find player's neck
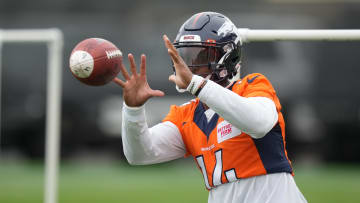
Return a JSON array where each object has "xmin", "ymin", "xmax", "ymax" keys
[{"xmin": 202, "ymin": 103, "xmax": 209, "ymax": 110}]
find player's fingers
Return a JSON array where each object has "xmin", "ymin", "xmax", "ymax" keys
[
  {"xmin": 163, "ymin": 35, "xmax": 177, "ymax": 53},
  {"xmin": 150, "ymin": 89, "xmax": 165, "ymax": 97},
  {"xmin": 163, "ymin": 35, "xmax": 185, "ymax": 67},
  {"xmin": 168, "ymin": 74, "xmax": 176, "ymax": 83},
  {"xmin": 128, "ymin": 53, "xmax": 138, "ymax": 77},
  {"xmin": 168, "ymin": 49, "xmax": 181, "ymax": 64},
  {"xmin": 112, "ymin": 77, "xmax": 126, "ymax": 88},
  {"xmin": 119, "ymin": 57, "xmax": 131, "ymax": 81},
  {"xmin": 140, "ymin": 54, "xmax": 146, "ymax": 76}
]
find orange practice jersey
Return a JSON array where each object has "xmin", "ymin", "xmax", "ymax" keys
[{"xmin": 163, "ymin": 73, "xmax": 292, "ymax": 190}]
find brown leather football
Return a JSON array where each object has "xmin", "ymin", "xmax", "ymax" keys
[{"xmin": 69, "ymin": 38, "xmax": 122, "ymax": 86}]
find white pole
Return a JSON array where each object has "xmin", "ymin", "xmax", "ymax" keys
[
  {"xmin": 238, "ymin": 29, "xmax": 360, "ymax": 43},
  {"xmin": 0, "ymin": 31, "xmax": 3, "ymax": 155},
  {"xmin": 44, "ymin": 29, "xmax": 63, "ymax": 203},
  {"xmin": 1, "ymin": 29, "xmax": 64, "ymax": 43},
  {"xmin": 0, "ymin": 29, "xmax": 63, "ymax": 203}
]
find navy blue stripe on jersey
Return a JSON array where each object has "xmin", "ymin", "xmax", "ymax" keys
[
  {"xmin": 193, "ymin": 102, "xmax": 219, "ymax": 140},
  {"xmin": 252, "ymin": 123, "xmax": 293, "ymax": 174}
]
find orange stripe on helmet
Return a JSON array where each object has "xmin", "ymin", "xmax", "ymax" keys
[{"xmin": 192, "ymin": 12, "xmax": 204, "ymax": 28}]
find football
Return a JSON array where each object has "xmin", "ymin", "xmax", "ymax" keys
[{"xmin": 69, "ymin": 38, "xmax": 122, "ymax": 86}]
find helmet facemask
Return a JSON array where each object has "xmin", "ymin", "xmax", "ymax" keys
[{"xmin": 174, "ymin": 40, "xmax": 241, "ymax": 84}]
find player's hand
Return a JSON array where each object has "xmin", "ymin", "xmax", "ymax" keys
[
  {"xmin": 163, "ymin": 35, "xmax": 193, "ymax": 89},
  {"xmin": 113, "ymin": 54, "xmax": 165, "ymax": 107}
]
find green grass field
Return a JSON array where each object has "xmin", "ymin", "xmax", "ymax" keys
[{"xmin": 1, "ymin": 160, "xmax": 360, "ymax": 203}]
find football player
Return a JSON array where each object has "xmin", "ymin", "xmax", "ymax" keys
[{"xmin": 114, "ymin": 11, "xmax": 307, "ymax": 203}]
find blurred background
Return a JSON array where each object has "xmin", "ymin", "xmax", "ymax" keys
[{"xmin": 1, "ymin": 0, "xmax": 360, "ymax": 202}]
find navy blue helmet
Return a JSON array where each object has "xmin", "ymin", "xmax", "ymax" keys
[{"xmin": 174, "ymin": 12, "xmax": 242, "ymax": 83}]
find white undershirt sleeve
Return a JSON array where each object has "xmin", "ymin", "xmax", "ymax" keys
[
  {"xmin": 197, "ymin": 78, "xmax": 278, "ymax": 139},
  {"xmin": 122, "ymin": 103, "xmax": 186, "ymax": 165}
]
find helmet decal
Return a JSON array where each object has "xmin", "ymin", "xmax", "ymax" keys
[
  {"xmin": 205, "ymin": 39, "xmax": 216, "ymax": 46},
  {"xmin": 180, "ymin": 35, "xmax": 202, "ymax": 42},
  {"xmin": 217, "ymin": 20, "xmax": 236, "ymax": 37}
]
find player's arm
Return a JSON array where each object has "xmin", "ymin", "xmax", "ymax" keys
[
  {"xmin": 113, "ymin": 54, "xmax": 185, "ymax": 165},
  {"xmin": 164, "ymin": 35, "xmax": 277, "ymax": 139},
  {"xmin": 196, "ymin": 77, "xmax": 277, "ymax": 138},
  {"xmin": 122, "ymin": 104, "xmax": 185, "ymax": 165}
]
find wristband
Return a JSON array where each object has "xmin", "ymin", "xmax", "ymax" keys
[
  {"xmin": 194, "ymin": 79, "xmax": 208, "ymax": 97},
  {"xmin": 186, "ymin": 75, "xmax": 205, "ymax": 95}
]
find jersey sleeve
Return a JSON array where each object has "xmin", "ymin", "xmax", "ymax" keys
[
  {"xmin": 235, "ymin": 73, "xmax": 281, "ymax": 112},
  {"xmin": 163, "ymin": 105, "xmax": 183, "ymax": 130}
]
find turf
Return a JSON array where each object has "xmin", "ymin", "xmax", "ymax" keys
[{"xmin": 1, "ymin": 160, "xmax": 360, "ymax": 203}]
